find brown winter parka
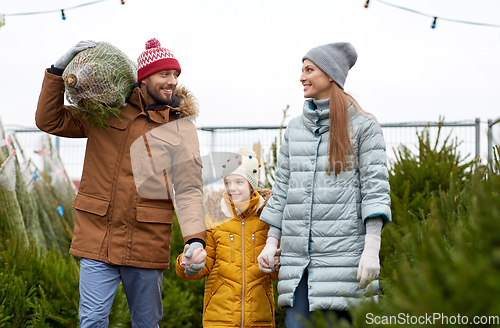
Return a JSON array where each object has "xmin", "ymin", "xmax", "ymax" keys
[{"xmin": 35, "ymin": 69, "xmax": 206, "ymax": 269}]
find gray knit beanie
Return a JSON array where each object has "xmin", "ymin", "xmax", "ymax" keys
[{"xmin": 302, "ymin": 42, "xmax": 357, "ymax": 90}]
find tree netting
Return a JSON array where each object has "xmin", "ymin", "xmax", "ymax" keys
[
  {"xmin": 16, "ymin": 159, "xmax": 47, "ymax": 253},
  {"xmin": 0, "ymin": 155, "xmax": 28, "ymax": 244},
  {"xmin": 62, "ymin": 41, "xmax": 137, "ymax": 129},
  {"xmin": 0, "ymin": 115, "xmax": 76, "ymax": 254},
  {"xmin": 31, "ymin": 135, "xmax": 76, "ymax": 252}
]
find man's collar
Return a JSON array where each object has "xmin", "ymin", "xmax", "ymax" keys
[{"xmin": 146, "ymin": 94, "xmax": 180, "ymax": 110}]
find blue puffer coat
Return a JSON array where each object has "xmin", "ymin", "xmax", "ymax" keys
[{"xmin": 260, "ymin": 99, "xmax": 391, "ymax": 311}]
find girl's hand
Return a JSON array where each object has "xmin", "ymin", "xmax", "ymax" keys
[
  {"xmin": 180, "ymin": 243, "xmax": 207, "ymax": 266},
  {"xmin": 274, "ymin": 249, "xmax": 281, "ymax": 271},
  {"xmin": 180, "ymin": 243, "xmax": 207, "ymax": 277}
]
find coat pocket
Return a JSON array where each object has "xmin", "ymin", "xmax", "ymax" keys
[
  {"xmin": 251, "ymin": 233, "xmax": 255, "ymax": 263},
  {"xmin": 230, "ymin": 234, "xmax": 235, "ymax": 263},
  {"xmin": 71, "ymin": 193, "xmax": 110, "ymax": 254},
  {"xmin": 130, "ymin": 204, "xmax": 174, "ymax": 263},
  {"xmin": 107, "ymin": 116, "xmax": 130, "ymax": 130},
  {"xmin": 136, "ymin": 202, "xmax": 174, "ymax": 223},
  {"xmin": 72, "ymin": 193, "xmax": 110, "ymax": 216},
  {"xmin": 248, "ymin": 276, "xmax": 275, "ymax": 324},
  {"xmin": 148, "ymin": 125, "xmax": 182, "ymax": 146},
  {"xmin": 204, "ymin": 277, "xmax": 235, "ymax": 324}
]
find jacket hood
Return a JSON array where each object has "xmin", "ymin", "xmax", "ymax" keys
[
  {"xmin": 172, "ymin": 85, "xmax": 199, "ymax": 120},
  {"xmin": 204, "ymin": 189, "xmax": 271, "ymax": 225}
]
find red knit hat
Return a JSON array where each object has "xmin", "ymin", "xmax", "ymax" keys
[{"xmin": 137, "ymin": 38, "xmax": 181, "ymax": 82}]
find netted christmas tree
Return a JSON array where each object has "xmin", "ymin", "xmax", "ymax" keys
[{"xmin": 62, "ymin": 42, "xmax": 137, "ymax": 129}]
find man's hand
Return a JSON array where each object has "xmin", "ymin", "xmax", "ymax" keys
[
  {"xmin": 258, "ymin": 237, "xmax": 279, "ymax": 273},
  {"xmin": 54, "ymin": 40, "xmax": 96, "ymax": 70},
  {"xmin": 184, "ymin": 261, "xmax": 205, "ymax": 277},
  {"xmin": 357, "ymin": 234, "xmax": 381, "ymax": 289},
  {"xmin": 181, "ymin": 242, "xmax": 206, "ymax": 277}
]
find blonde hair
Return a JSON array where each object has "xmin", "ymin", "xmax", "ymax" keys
[{"xmin": 326, "ymin": 82, "xmax": 363, "ymax": 176}]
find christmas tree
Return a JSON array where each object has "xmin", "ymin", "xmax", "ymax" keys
[{"xmin": 62, "ymin": 42, "xmax": 137, "ymax": 129}]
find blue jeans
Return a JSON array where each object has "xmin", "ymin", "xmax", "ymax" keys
[
  {"xmin": 284, "ymin": 270, "xmax": 351, "ymax": 328},
  {"xmin": 79, "ymin": 258, "xmax": 163, "ymax": 328}
]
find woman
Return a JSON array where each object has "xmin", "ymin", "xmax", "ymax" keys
[{"xmin": 257, "ymin": 42, "xmax": 391, "ymax": 327}]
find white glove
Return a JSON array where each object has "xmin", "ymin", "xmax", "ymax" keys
[
  {"xmin": 54, "ymin": 40, "xmax": 96, "ymax": 70},
  {"xmin": 182, "ymin": 242, "xmax": 207, "ymax": 277},
  {"xmin": 258, "ymin": 237, "xmax": 279, "ymax": 273},
  {"xmin": 357, "ymin": 234, "xmax": 381, "ymax": 289}
]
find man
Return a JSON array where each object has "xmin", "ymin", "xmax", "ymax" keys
[{"xmin": 35, "ymin": 38, "xmax": 207, "ymax": 327}]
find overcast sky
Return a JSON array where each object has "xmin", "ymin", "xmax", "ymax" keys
[{"xmin": 1, "ymin": 0, "xmax": 499, "ymax": 130}]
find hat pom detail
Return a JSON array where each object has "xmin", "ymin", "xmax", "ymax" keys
[
  {"xmin": 221, "ymin": 147, "xmax": 260, "ymax": 190},
  {"xmin": 237, "ymin": 147, "xmax": 257, "ymax": 158},
  {"xmin": 146, "ymin": 38, "xmax": 161, "ymax": 49}
]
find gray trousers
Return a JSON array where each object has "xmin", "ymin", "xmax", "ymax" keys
[{"xmin": 79, "ymin": 258, "xmax": 163, "ymax": 328}]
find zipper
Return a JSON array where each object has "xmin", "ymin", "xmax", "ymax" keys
[
  {"xmin": 241, "ymin": 218, "xmax": 245, "ymax": 328},
  {"xmin": 107, "ymin": 118, "xmax": 132, "ymax": 259},
  {"xmin": 251, "ymin": 234, "xmax": 255, "ymax": 263}
]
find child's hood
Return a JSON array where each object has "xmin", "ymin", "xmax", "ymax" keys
[{"xmin": 204, "ymin": 188, "xmax": 272, "ymax": 223}]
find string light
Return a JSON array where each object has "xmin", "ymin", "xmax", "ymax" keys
[
  {"xmin": 1, "ymin": 0, "xmax": 123, "ymax": 27},
  {"xmin": 364, "ymin": 0, "xmax": 500, "ymax": 29}
]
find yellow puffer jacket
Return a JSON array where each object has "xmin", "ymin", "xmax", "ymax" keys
[{"xmin": 176, "ymin": 189, "xmax": 278, "ymax": 328}]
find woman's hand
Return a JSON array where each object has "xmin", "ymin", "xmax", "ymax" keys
[
  {"xmin": 356, "ymin": 234, "xmax": 381, "ymax": 288},
  {"xmin": 258, "ymin": 237, "xmax": 279, "ymax": 273}
]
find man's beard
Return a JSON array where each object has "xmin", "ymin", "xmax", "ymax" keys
[{"xmin": 147, "ymin": 85, "xmax": 174, "ymax": 105}]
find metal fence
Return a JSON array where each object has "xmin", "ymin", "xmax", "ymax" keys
[
  {"xmin": 488, "ymin": 118, "xmax": 500, "ymax": 161},
  {"xmin": 4, "ymin": 118, "xmax": 494, "ymax": 182},
  {"xmin": 199, "ymin": 119, "xmax": 483, "ymax": 167}
]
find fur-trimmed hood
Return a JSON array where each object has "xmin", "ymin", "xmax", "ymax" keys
[
  {"xmin": 204, "ymin": 189, "xmax": 271, "ymax": 226},
  {"xmin": 171, "ymin": 85, "xmax": 199, "ymax": 120}
]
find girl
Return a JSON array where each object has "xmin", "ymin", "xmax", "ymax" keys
[
  {"xmin": 257, "ymin": 42, "xmax": 391, "ymax": 327},
  {"xmin": 176, "ymin": 148, "xmax": 279, "ymax": 328}
]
